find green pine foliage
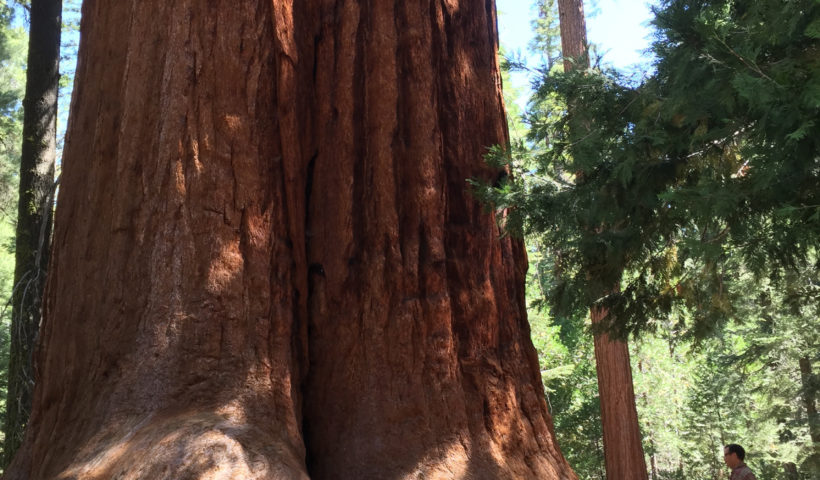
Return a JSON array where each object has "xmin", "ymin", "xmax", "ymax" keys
[
  {"xmin": 652, "ymin": 0, "xmax": 820, "ymax": 279},
  {"xmin": 526, "ymin": 246, "xmax": 606, "ymax": 480},
  {"xmin": 631, "ymin": 335, "xmax": 693, "ymax": 479},
  {"xmin": 530, "ymin": 0, "xmax": 562, "ymax": 71},
  {"xmin": 480, "ymin": 0, "xmax": 820, "ymax": 339},
  {"xmin": 499, "ymin": 46, "xmax": 529, "ymax": 144},
  {"xmin": 0, "ymin": 1, "xmax": 24, "ymax": 209},
  {"xmin": 677, "ymin": 326, "xmax": 811, "ymax": 479}
]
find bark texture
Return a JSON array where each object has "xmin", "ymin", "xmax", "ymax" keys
[
  {"xmin": 556, "ymin": 1, "xmax": 648, "ymax": 479},
  {"xmin": 591, "ymin": 306, "xmax": 648, "ymax": 480},
  {"xmin": 557, "ymin": 0, "xmax": 587, "ymax": 72},
  {"xmin": 3, "ymin": 0, "xmax": 60, "ymax": 466},
  {"xmin": 3, "ymin": 1, "xmax": 576, "ymax": 479}
]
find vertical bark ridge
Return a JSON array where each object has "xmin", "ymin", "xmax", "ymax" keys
[
  {"xmin": 303, "ymin": 1, "xmax": 573, "ymax": 478},
  {"xmin": 557, "ymin": 0, "xmax": 587, "ymax": 71},
  {"xmin": 436, "ymin": 1, "xmax": 568, "ymax": 475},
  {"xmin": 591, "ymin": 305, "xmax": 648, "ymax": 480},
  {"xmin": 7, "ymin": 1, "xmax": 310, "ymax": 478}
]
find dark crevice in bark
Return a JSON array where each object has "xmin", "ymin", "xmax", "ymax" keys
[
  {"xmin": 304, "ymin": 151, "xmax": 318, "ymax": 246},
  {"xmin": 485, "ymin": 0, "xmax": 498, "ymax": 52},
  {"xmin": 350, "ymin": 6, "xmax": 368, "ymax": 271},
  {"xmin": 312, "ymin": 33, "xmax": 321, "ymax": 84}
]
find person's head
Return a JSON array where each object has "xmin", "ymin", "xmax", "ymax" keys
[{"xmin": 723, "ymin": 444, "xmax": 746, "ymax": 468}]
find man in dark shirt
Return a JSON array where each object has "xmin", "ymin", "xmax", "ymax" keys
[{"xmin": 724, "ymin": 444, "xmax": 757, "ymax": 480}]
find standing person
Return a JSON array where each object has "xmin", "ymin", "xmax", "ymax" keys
[{"xmin": 724, "ymin": 444, "xmax": 757, "ymax": 480}]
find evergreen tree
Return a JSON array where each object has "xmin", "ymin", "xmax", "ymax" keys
[
  {"xmin": 486, "ymin": 0, "xmax": 819, "ymax": 477},
  {"xmin": 530, "ymin": 0, "xmax": 561, "ymax": 71},
  {"xmin": 526, "ymin": 245, "xmax": 605, "ymax": 479},
  {"xmin": 0, "ymin": 1, "xmax": 26, "ymax": 464},
  {"xmin": 0, "ymin": 1, "xmax": 24, "ymax": 211},
  {"xmin": 555, "ymin": 2, "xmax": 649, "ymax": 478},
  {"xmin": 3, "ymin": 0, "xmax": 60, "ymax": 466},
  {"xmin": 479, "ymin": 0, "xmax": 819, "ymax": 341}
]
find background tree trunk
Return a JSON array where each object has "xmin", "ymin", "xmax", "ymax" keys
[
  {"xmin": 2, "ymin": 0, "xmax": 60, "ymax": 467},
  {"xmin": 799, "ymin": 356, "xmax": 820, "ymax": 475},
  {"xmin": 556, "ymin": 1, "xmax": 648, "ymax": 479},
  {"xmin": 557, "ymin": 0, "xmax": 587, "ymax": 72},
  {"xmin": 592, "ymin": 305, "xmax": 649, "ymax": 480},
  {"xmin": 800, "ymin": 357, "xmax": 819, "ymax": 447},
  {"xmin": 2, "ymin": 1, "xmax": 576, "ymax": 478}
]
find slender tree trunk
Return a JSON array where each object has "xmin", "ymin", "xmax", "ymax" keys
[
  {"xmin": 556, "ymin": 1, "xmax": 648, "ymax": 479},
  {"xmin": 3, "ymin": 1, "xmax": 577, "ymax": 478},
  {"xmin": 800, "ymin": 357, "xmax": 819, "ymax": 446},
  {"xmin": 783, "ymin": 461, "xmax": 798, "ymax": 480},
  {"xmin": 557, "ymin": 0, "xmax": 587, "ymax": 72},
  {"xmin": 638, "ymin": 363, "xmax": 658, "ymax": 480},
  {"xmin": 595, "ymin": 437, "xmax": 605, "ymax": 480},
  {"xmin": 591, "ymin": 305, "xmax": 649, "ymax": 480},
  {"xmin": 800, "ymin": 356, "xmax": 820, "ymax": 475},
  {"xmin": 2, "ymin": 0, "xmax": 60, "ymax": 467}
]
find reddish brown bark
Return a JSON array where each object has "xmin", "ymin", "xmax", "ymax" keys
[
  {"xmin": 3, "ymin": 1, "xmax": 576, "ymax": 479},
  {"xmin": 591, "ymin": 307, "xmax": 648, "ymax": 480},
  {"xmin": 557, "ymin": 0, "xmax": 588, "ymax": 71},
  {"xmin": 590, "ymin": 306, "xmax": 648, "ymax": 480},
  {"xmin": 556, "ymin": 1, "xmax": 648, "ymax": 479}
]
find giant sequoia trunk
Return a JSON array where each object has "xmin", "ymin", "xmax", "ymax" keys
[
  {"xmin": 556, "ymin": 1, "xmax": 649, "ymax": 479},
  {"xmin": 3, "ymin": 1, "xmax": 576, "ymax": 479},
  {"xmin": 3, "ymin": 0, "xmax": 61, "ymax": 466}
]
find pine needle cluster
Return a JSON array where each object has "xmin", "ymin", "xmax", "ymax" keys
[{"xmin": 476, "ymin": 0, "xmax": 820, "ymax": 340}]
